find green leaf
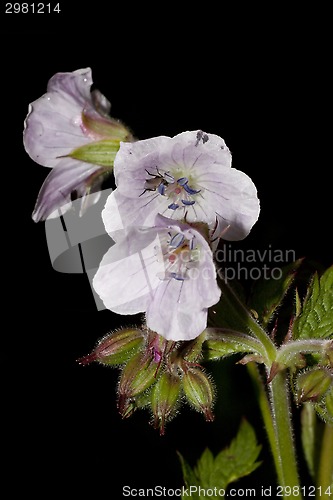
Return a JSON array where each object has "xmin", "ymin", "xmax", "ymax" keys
[
  {"xmin": 213, "ymin": 419, "xmax": 262, "ymax": 486},
  {"xmin": 293, "ymin": 266, "xmax": 333, "ymax": 340},
  {"xmin": 203, "ymin": 329, "xmax": 266, "ymax": 362},
  {"xmin": 178, "ymin": 420, "xmax": 261, "ymax": 496},
  {"xmin": 194, "ymin": 448, "xmax": 215, "ymax": 488},
  {"xmin": 177, "ymin": 452, "xmax": 200, "ymax": 500},
  {"xmin": 249, "ymin": 259, "xmax": 303, "ymax": 328}
]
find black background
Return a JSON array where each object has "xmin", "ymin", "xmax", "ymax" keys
[{"xmin": 3, "ymin": 5, "xmax": 332, "ymax": 497}]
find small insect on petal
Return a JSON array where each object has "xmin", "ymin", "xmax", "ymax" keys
[{"xmin": 163, "ymin": 172, "xmax": 176, "ymax": 184}]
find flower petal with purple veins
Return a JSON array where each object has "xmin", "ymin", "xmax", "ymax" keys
[
  {"xmin": 105, "ymin": 130, "xmax": 260, "ymax": 240},
  {"xmin": 93, "ymin": 215, "xmax": 221, "ymax": 341},
  {"xmin": 32, "ymin": 158, "xmax": 105, "ymax": 222}
]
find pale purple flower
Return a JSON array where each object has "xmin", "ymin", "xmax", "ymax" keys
[
  {"xmin": 24, "ymin": 68, "xmax": 132, "ymax": 221},
  {"xmin": 93, "ymin": 214, "xmax": 221, "ymax": 341},
  {"xmin": 103, "ymin": 130, "xmax": 260, "ymax": 241}
]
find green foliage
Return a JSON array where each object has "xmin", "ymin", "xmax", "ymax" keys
[
  {"xmin": 178, "ymin": 420, "xmax": 261, "ymax": 498},
  {"xmin": 293, "ymin": 266, "xmax": 333, "ymax": 340},
  {"xmin": 249, "ymin": 259, "xmax": 303, "ymax": 328}
]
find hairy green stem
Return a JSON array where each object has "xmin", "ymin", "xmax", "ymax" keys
[
  {"xmin": 269, "ymin": 371, "xmax": 301, "ymax": 498},
  {"xmin": 216, "ymin": 278, "xmax": 277, "ymax": 364},
  {"xmin": 277, "ymin": 339, "xmax": 331, "ymax": 366},
  {"xmin": 316, "ymin": 423, "xmax": 333, "ymax": 498},
  {"xmin": 247, "ymin": 363, "xmax": 282, "ymax": 479}
]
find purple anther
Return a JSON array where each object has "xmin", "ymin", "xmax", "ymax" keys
[
  {"xmin": 170, "ymin": 272, "xmax": 185, "ymax": 281},
  {"xmin": 158, "ymin": 183, "xmax": 166, "ymax": 195},
  {"xmin": 177, "ymin": 177, "xmax": 188, "ymax": 186},
  {"xmin": 169, "ymin": 232, "xmax": 185, "ymax": 248},
  {"xmin": 183, "ymin": 183, "xmax": 201, "ymax": 195}
]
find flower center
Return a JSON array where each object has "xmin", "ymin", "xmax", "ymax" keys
[
  {"xmin": 143, "ymin": 168, "xmax": 201, "ymax": 211},
  {"xmin": 156, "ymin": 230, "xmax": 201, "ymax": 281}
]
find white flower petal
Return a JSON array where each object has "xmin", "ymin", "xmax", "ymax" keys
[
  {"xmin": 168, "ymin": 130, "xmax": 232, "ymax": 168},
  {"xmin": 32, "ymin": 158, "xmax": 103, "ymax": 222},
  {"xmin": 23, "ymin": 68, "xmax": 101, "ymax": 167},
  {"xmin": 94, "ymin": 216, "xmax": 221, "ymax": 340},
  {"xmin": 146, "ymin": 222, "xmax": 221, "ymax": 340},
  {"xmin": 147, "ymin": 286, "xmax": 209, "ymax": 341},
  {"xmin": 93, "ymin": 227, "xmax": 166, "ymax": 314},
  {"xmin": 114, "ymin": 136, "xmax": 171, "ymax": 171},
  {"xmin": 197, "ymin": 166, "xmax": 260, "ymax": 240},
  {"xmin": 102, "ymin": 188, "xmax": 183, "ymax": 239}
]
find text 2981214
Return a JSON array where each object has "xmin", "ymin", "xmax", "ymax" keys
[{"xmin": 5, "ymin": 3, "xmax": 61, "ymax": 13}]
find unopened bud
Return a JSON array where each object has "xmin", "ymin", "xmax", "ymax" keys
[
  {"xmin": 147, "ymin": 330, "xmax": 172, "ymax": 364},
  {"xmin": 296, "ymin": 367, "xmax": 333, "ymax": 404},
  {"xmin": 151, "ymin": 372, "xmax": 181, "ymax": 435},
  {"xmin": 77, "ymin": 328, "xmax": 144, "ymax": 366},
  {"xmin": 176, "ymin": 331, "xmax": 206, "ymax": 363},
  {"xmin": 117, "ymin": 391, "xmax": 152, "ymax": 419},
  {"xmin": 182, "ymin": 367, "xmax": 215, "ymax": 421},
  {"xmin": 118, "ymin": 351, "xmax": 162, "ymax": 417}
]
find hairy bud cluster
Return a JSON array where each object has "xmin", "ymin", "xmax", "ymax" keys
[{"xmin": 78, "ymin": 328, "xmax": 218, "ymax": 434}]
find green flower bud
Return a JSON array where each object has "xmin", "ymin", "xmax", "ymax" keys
[
  {"xmin": 151, "ymin": 372, "xmax": 182, "ymax": 435},
  {"xmin": 314, "ymin": 386, "xmax": 333, "ymax": 424},
  {"xmin": 118, "ymin": 351, "xmax": 162, "ymax": 417},
  {"xmin": 77, "ymin": 328, "xmax": 144, "ymax": 366},
  {"xmin": 172, "ymin": 331, "xmax": 206, "ymax": 365},
  {"xmin": 182, "ymin": 367, "xmax": 215, "ymax": 422},
  {"xmin": 117, "ymin": 391, "xmax": 152, "ymax": 419},
  {"xmin": 296, "ymin": 367, "xmax": 333, "ymax": 404}
]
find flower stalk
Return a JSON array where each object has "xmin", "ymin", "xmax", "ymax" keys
[
  {"xmin": 316, "ymin": 423, "xmax": 333, "ymax": 496},
  {"xmin": 269, "ymin": 371, "xmax": 302, "ymax": 498}
]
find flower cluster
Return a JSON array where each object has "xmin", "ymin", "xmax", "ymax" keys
[
  {"xmin": 24, "ymin": 68, "xmax": 261, "ymax": 429},
  {"xmin": 24, "ymin": 68, "xmax": 260, "ymax": 342},
  {"xmin": 93, "ymin": 129, "xmax": 260, "ymax": 341},
  {"xmin": 78, "ymin": 326, "xmax": 219, "ymax": 435}
]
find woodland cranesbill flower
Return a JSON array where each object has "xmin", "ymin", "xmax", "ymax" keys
[
  {"xmin": 93, "ymin": 214, "xmax": 221, "ymax": 341},
  {"xmin": 102, "ymin": 130, "xmax": 260, "ymax": 241},
  {"xmin": 24, "ymin": 67, "xmax": 132, "ymax": 221}
]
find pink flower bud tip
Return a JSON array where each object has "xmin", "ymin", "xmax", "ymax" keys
[{"xmin": 76, "ymin": 352, "xmax": 98, "ymax": 365}]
